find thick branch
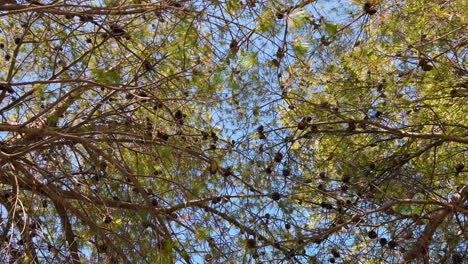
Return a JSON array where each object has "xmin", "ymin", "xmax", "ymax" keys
[
  {"xmin": 399, "ymin": 188, "xmax": 467, "ymax": 263},
  {"xmin": 54, "ymin": 202, "xmax": 81, "ymax": 264}
]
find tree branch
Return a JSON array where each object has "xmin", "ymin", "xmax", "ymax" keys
[{"xmin": 399, "ymin": 187, "xmax": 467, "ymax": 263}]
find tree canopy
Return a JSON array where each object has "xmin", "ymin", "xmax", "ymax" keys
[{"xmin": 0, "ymin": 0, "xmax": 466, "ymax": 263}]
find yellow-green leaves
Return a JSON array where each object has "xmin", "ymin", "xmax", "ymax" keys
[
  {"xmin": 256, "ymin": 9, "xmax": 275, "ymax": 32},
  {"xmin": 238, "ymin": 51, "xmax": 257, "ymax": 71},
  {"xmin": 288, "ymin": 10, "xmax": 312, "ymax": 30},
  {"xmin": 324, "ymin": 22, "xmax": 338, "ymax": 36},
  {"xmin": 209, "ymin": 160, "xmax": 219, "ymax": 174},
  {"xmin": 291, "ymin": 39, "xmax": 310, "ymax": 58},
  {"xmin": 92, "ymin": 69, "xmax": 121, "ymax": 85}
]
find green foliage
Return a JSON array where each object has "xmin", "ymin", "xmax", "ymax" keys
[{"xmin": 0, "ymin": 0, "xmax": 465, "ymax": 263}]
